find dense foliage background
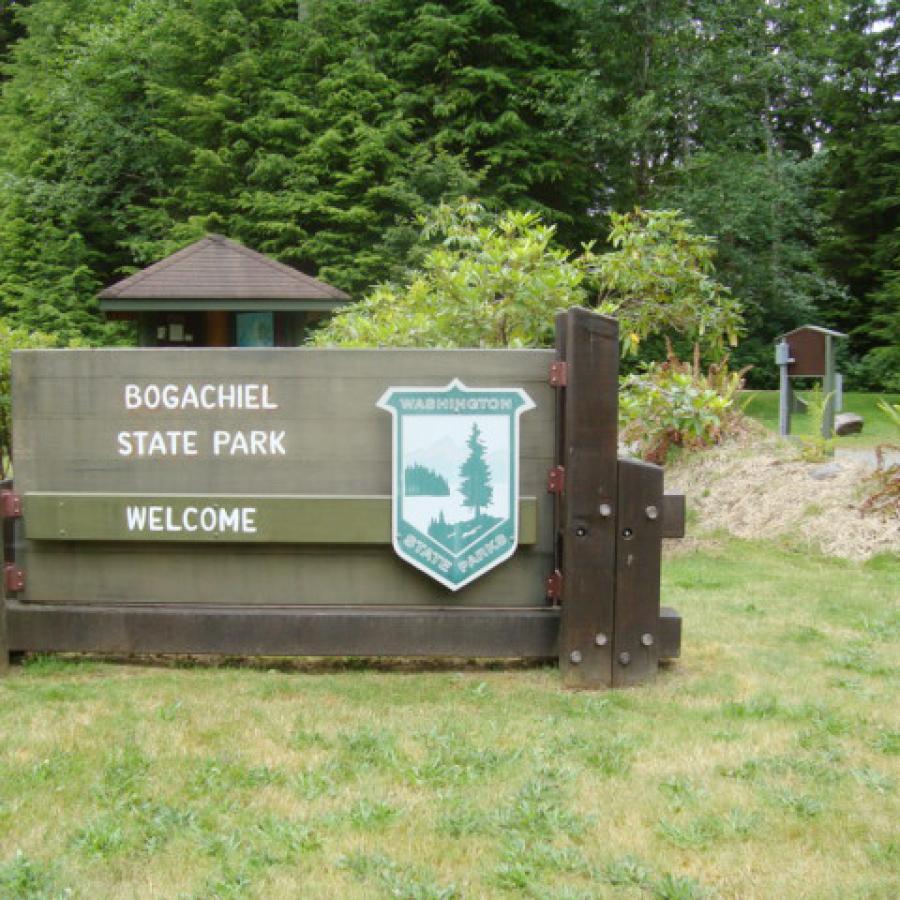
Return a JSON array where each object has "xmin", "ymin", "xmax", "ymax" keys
[{"xmin": 0, "ymin": 0, "xmax": 895, "ymax": 385}]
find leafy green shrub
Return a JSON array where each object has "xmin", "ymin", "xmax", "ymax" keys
[{"xmin": 620, "ymin": 344, "xmax": 748, "ymax": 464}]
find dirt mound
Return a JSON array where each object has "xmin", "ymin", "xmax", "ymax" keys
[{"xmin": 663, "ymin": 432, "xmax": 899, "ymax": 561}]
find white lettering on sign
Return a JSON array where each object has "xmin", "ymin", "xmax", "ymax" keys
[
  {"xmin": 117, "ymin": 431, "xmax": 199, "ymax": 457},
  {"xmin": 117, "ymin": 382, "xmax": 287, "ymax": 459},
  {"xmin": 125, "ymin": 505, "xmax": 257, "ymax": 534},
  {"xmin": 124, "ymin": 383, "xmax": 278, "ymax": 411},
  {"xmin": 212, "ymin": 430, "xmax": 286, "ymax": 456}
]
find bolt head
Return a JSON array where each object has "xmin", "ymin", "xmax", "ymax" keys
[
  {"xmin": 641, "ymin": 633, "xmax": 654, "ymax": 647},
  {"xmin": 618, "ymin": 651, "xmax": 631, "ymax": 666},
  {"xmin": 645, "ymin": 505, "xmax": 659, "ymax": 520},
  {"xmin": 575, "ymin": 526, "xmax": 587, "ymax": 537},
  {"xmin": 598, "ymin": 502, "xmax": 612, "ymax": 517},
  {"xmin": 594, "ymin": 633, "xmax": 608, "ymax": 647},
  {"xmin": 569, "ymin": 650, "xmax": 583, "ymax": 665}
]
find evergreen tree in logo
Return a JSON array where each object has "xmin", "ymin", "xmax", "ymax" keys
[{"xmin": 458, "ymin": 423, "xmax": 493, "ymax": 520}]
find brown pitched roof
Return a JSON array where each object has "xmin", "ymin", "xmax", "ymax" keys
[{"xmin": 99, "ymin": 234, "xmax": 350, "ymax": 304}]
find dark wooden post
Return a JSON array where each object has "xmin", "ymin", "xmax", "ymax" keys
[
  {"xmin": 613, "ymin": 459, "xmax": 663, "ymax": 686},
  {"xmin": 558, "ymin": 308, "xmax": 619, "ymax": 688}
]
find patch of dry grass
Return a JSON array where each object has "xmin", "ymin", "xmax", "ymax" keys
[{"xmin": 665, "ymin": 434, "xmax": 900, "ymax": 560}]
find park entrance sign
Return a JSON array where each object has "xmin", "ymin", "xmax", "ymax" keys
[
  {"xmin": 0, "ymin": 308, "xmax": 684, "ymax": 688},
  {"xmin": 378, "ymin": 380, "xmax": 535, "ymax": 590}
]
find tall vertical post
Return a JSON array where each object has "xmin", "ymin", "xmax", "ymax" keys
[
  {"xmin": 822, "ymin": 335, "xmax": 836, "ymax": 439},
  {"xmin": 558, "ymin": 308, "xmax": 619, "ymax": 688},
  {"xmin": 776, "ymin": 339, "xmax": 792, "ymax": 437}
]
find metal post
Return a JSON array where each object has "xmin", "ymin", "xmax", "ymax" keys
[
  {"xmin": 776, "ymin": 340, "xmax": 792, "ymax": 437},
  {"xmin": 822, "ymin": 336, "xmax": 836, "ymax": 439}
]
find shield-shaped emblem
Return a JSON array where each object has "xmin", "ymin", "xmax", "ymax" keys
[{"xmin": 377, "ymin": 379, "xmax": 535, "ymax": 590}]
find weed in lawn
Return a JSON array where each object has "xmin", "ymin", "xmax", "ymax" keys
[
  {"xmin": 292, "ymin": 761, "xmax": 342, "ymax": 800},
  {"xmin": 156, "ymin": 700, "xmax": 183, "ymax": 722},
  {"xmin": 0, "ymin": 851, "xmax": 67, "ymax": 899},
  {"xmin": 407, "ymin": 727, "xmax": 513, "ymax": 786},
  {"xmin": 338, "ymin": 851, "xmax": 459, "ymax": 899},
  {"xmin": 435, "ymin": 803, "xmax": 492, "ymax": 838},
  {"xmin": 651, "ymin": 871, "xmax": 711, "ymax": 899},
  {"xmin": 337, "ymin": 726, "xmax": 400, "ymax": 771},
  {"xmin": 188, "ymin": 756, "xmax": 287, "ymax": 798},
  {"xmin": 289, "ymin": 718, "xmax": 328, "ymax": 750},
  {"xmin": 659, "ymin": 776, "xmax": 706, "ymax": 809},
  {"xmin": 492, "ymin": 836, "xmax": 592, "ymax": 890},
  {"xmin": 826, "ymin": 642, "xmax": 892, "ymax": 676},
  {"xmin": 871, "ymin": 728, "xmax": 900, "ymax": 756},
  {"xmin": 722, "ymin": 692, "xmax": 780, "ymax": 719},
  {"xmin": 496, "ymin": 777, "xmax": 587, "ymax": 838},
  {"xmin": 603, "ymin": 854, "xmax": 653, "ymax": 888},
  {"xmin": 656, "ymin": 814, "xmax": 725, "ymax": 849},
  {"xmin": 850, "ymin": 767, "xmax": 895, "ymax": 795},
  {"xmin": 71, "ymin": 815, "xmax": 129, "ymax": 858},
  {"xmin": 346, "ymin": 798, "xmax": 400, "ymax": 830},
  {"xmin": 769, "ymin": 787, "xmax": 824, "ymax": 818}
]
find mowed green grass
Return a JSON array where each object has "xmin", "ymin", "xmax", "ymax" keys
[
  {"xmin": 1, "ymin": 540, "xmax": 897, "ymax": 899},
  {"xmin": 742, "ymin": 391, "xmax": 900, "ymax": 447}
]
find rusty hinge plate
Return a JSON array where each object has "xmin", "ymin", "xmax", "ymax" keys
[
  {"xmin": 546, "ymin": 570, "xmax": 563, "ymax": 604},
  {"xmin": 0, "ymin": 489, "xmax": 22, "ymax": 519},
  {"xmin": 4, "ymin": 563, "xmax": 24, "ymax": 592},
  {"xmin": 549, "ymin": 361, "xmax": 568, "ymax": 387},
  {"xmin": 547, "ymin": 465, "xmax": 565, "ymax": 494}
]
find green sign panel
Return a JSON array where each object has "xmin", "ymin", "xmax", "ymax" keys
[{"xmin": 377, "ymin": 379, "xmax": 535, "ymax": 590}]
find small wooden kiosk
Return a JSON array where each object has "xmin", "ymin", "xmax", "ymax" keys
[
  {"xmin": 775, "ymin": 325, "xmax": 847, "ymax": 438},
  {"xmin": 99, "ymin": 234, "xmax": 351, "ymax": 347}
]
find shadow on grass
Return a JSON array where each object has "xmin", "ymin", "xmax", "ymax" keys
[{"xmin": 14, "ymin": 651, "xmax": 558, "ymax": 675}]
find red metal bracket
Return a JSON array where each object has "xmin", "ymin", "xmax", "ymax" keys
[
  {"xmin": 0, "ymin": 489, "xmax": 22, "ymax": 519},
  {"xmin": 549, "ymin": 361, "xmax": 568, "ymax": 387},
  {"xmin": 4, "ymin": 564, "xmax": 24, "ymax": 593},
  {"xmin": 547, "ymin": 465, "xmax": 565, "ymax": 494},
  {"xmin": 546, "ymin": 570, "xmax": 563, "ymax": 604}
]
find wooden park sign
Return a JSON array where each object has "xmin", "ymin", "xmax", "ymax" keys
[{"xmin": 0, "ymin": 308, "xmax": 683, "ymax": 688}]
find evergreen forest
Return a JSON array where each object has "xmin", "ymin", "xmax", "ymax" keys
[{"xmin": 0, "ymin": 0, "xmax": 896, "ymax": 387}]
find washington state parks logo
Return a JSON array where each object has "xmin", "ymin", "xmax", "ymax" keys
[{"xmin": 377, "ymin": 379, "xmax": 535, "ymax": 590}]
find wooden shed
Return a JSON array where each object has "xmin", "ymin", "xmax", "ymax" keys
[{"xmin": 99, "ymin": 234, "xmax": 351, "ymax": 347}]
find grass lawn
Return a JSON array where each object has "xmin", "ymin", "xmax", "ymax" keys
[
  {"xmin": 742, "ymin": 391, "xmax": 900, "ymax": 448},
  {"xmin": 1, "ymin": 539, "xmax": 898, "ymax": 898}
]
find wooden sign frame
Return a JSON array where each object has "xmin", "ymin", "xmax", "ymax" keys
[{"xmin": 0, "ymin": 308, "xmax": 683, "ymax": 687}]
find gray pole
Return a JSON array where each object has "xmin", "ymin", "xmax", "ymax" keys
[
  {"xmin": 776, "ymin": 340, "xmax": 792, "ymax": 437},
  {"xmin": 822, "ymin": 335, "xmax": 836, "ymax": 439}
]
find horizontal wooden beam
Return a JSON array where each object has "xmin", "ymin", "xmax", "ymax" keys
[
  {"xmin": 23, "ymin": 494, "xmax": 538, "ymax": 545},
  {"xmin": 7, "ymin": 603, "xmax": 559, "ymax": 658},
  {"xmin": 6, "ymin": 602, "xmax": 681, "ymax": 660}
]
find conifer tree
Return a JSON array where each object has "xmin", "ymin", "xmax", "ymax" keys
[{"xmin": 458, "ymin": 423, "xmax": 493, "ymax": 520}]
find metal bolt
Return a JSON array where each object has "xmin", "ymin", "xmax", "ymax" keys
[
  {"xmin": 645, "ymin": 505, "xmax": 659, "ymax": 520},
  {"xmin": 641, "ymin": 633, "xmax": 654, "ymax": 647},
  {"xmin": 594, "ymin": 633, "xmax": 608, "ymax": 647},
  {"xmin": 575, "ymin": 526, "xmax": 588, "ymax": 537},
  {"xmin": 618, "ymin": 651, "xmax": 631, "ymax": 666},
  {"xmin": 598, "ymin": 502, "xmax": 612, "ymax": 518},
  {"xmin": 570, "ymin": 650, "xmax": 583, "ymax": 665},
  {"xmin": 622, "ymin": 527, "xmax": 634, "ymax": 539}
]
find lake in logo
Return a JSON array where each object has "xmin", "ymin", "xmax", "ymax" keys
[{"xmin": 377, "ymin": 379, "xmax": 535, "ymax": 590}]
